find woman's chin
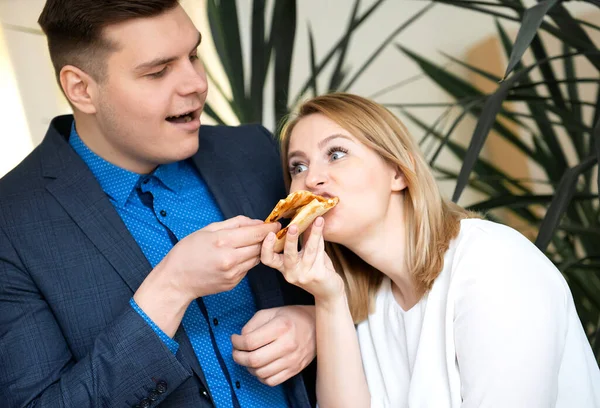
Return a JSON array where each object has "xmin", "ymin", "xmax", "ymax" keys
[{"xmin": 322, "ymin": 223, "xmax": 345, "ymax": 245}]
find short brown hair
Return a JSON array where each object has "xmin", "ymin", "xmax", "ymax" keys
[
  {"xmin": 38, "ymin": 0, "xmax": 179, "ymax": 82},
  {"xmin": 280, "ymin": 93, "xmax": 478, "ymax": 322}
]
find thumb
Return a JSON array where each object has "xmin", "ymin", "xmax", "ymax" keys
[{"xmin": 205, "ymin": 215, "xmax": 264, "ymax": 232}]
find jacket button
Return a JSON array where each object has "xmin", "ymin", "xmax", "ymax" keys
[
  {"xmin": 148, "ymin": 390, "xmax": 159, "ymax": 401},
  {"xmin": 139, "ymin": 398, "xmax": 151, "ymax": 408},
  {"xmin": 156, "ymin": 381, "xmax": 168, "ymax": 394},
  {"xmin": 201, "ymin": 390, "xmax": 209, "ymax": 398}
]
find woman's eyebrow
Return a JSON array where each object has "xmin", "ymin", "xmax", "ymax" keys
[{"xmin": 317, "ymin": 134, "xmax": 353, "ymax": 150}]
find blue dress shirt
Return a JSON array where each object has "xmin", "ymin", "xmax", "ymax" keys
[{"xmin": 69, "ymin": 124, "xmax": 289, "ymax": 408}]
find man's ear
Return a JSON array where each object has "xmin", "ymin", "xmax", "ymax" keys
[
  {"xmin": 59, "ymin": 65, "xmax": 98, "ymax": 114},
  {"xmin": 391, "ymin": 166, "xmax": 408, "ymax": 192}
]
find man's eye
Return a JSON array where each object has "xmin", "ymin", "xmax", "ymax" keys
[
  {"xmin": 148, "ymin": 67, "xmax": 167, "ymax": 78},
  {"xmin": 190, "ymin": 54, "xmax": 200, "ymax": 62}
]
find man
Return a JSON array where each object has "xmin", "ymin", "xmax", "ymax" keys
[{"xmin": 0, "ymin": 1, "xmax": 317, "ymax": 407}]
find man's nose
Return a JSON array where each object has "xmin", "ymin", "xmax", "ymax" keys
[{"xmin": 178, "ymin": 62, "xmax": 208, "ymax": 96}]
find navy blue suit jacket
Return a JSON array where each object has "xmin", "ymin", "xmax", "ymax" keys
[{"xmin": 0, "ymin": 115, "xmax": 316, "ymax": 408}]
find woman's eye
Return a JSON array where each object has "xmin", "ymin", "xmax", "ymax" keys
[
  {"xmin": 331, "ymin": 151, "xmax": 346, "ymax": 160},
  {"xmin": 328, "ymin": 146, "xmax": 348, "ymax": 161},
  {"xmin": 290, "ymin": 163, "xmax": 308, "ymax": 176}
]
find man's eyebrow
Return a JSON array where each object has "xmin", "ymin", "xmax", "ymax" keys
[{"xmin": 134, "ymin": 32, "xmax": 202, "ymax": 72}]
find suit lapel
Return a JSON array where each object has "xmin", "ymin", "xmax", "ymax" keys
[{"xmin": 42, "ymin": 120, "xmax": 152, "ymax": 293}]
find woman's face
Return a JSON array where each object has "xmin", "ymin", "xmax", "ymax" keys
[{"xmin": 286, "ymin": 113, "xmax": 405, "ymax": 245}]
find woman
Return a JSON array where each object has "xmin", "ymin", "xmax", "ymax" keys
[{"xmin": 260, "ymin": 93, "xmax": 600, "ymax": 407}]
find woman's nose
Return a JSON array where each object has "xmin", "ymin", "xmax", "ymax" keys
[{"xmin": 304, "ymin": 166, "xmax": 327, "ymax": 189}]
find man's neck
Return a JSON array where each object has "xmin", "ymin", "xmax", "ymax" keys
[{"xmin": 72, "ymin": 113, "xmax": 156, "ymax": 175}]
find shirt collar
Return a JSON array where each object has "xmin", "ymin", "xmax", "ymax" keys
[
  {"xmin": 152, "ymin": 161, "xmax": 184, "ymax": 193},
  {"xmin": 69, "ymin": 122, "xmax": 141, "ymax": 209}
]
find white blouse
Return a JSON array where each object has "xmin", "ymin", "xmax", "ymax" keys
[{"xmin": 356, "ymin": 219, "xmax": 600, "ymax": 407}]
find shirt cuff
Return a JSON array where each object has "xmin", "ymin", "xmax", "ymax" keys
[{"xmin": 130, "ymin": 297, "xmax": 179, "ymax": 355}]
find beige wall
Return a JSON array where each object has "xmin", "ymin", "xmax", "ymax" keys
[{"xmin": 0, "ymin": 0, "xmax": 597, "ymax": 206}]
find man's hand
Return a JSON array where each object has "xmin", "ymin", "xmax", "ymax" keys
[
  {"xmin": 166, "ymin": 215, "xmax": 281, "ymax": 298},
  {"xmin": 133, "ymin": 215, "xmax": 280, "ymax": 336},
  {"xmin": 231, "ymin": 305, "xmax": 316, "ymax": 387}
]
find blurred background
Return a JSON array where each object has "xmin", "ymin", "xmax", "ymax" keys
[{"xmin": 1, "ymin": 0, "xmax": 599, "ymax": 362}]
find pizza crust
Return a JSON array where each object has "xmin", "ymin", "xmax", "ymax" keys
[{"xmin": 265, "ymin": 190, "xmax": 339, "ymax": 253}]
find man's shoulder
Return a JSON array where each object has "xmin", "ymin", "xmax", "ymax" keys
[{"xmin": 0, "ymin": 144, "xmax": 45, "ymax": 198}]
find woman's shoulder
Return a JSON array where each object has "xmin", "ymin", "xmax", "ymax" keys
[
  {"xmin": 452, "ymin": 218, "xmax": 541, "ymax": 260},
  {"xmin": 445, "ymin": 218, "xmax": 570, "ymax": 301},
  {"xmin": 456, "ymin": 218, "xmax": 526, "ymax": 241}
]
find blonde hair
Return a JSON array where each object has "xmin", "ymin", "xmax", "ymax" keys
[{"xmin": 279, "ymin": 93, "xmax": 478, "ymax": 323}]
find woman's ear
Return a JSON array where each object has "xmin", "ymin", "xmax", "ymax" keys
[
  {"xmin": 59, "ymin": 65, "xmax": 98, "ymax": 114},
  {"xmin": 391, "ymin": 166, "xmax": 407, "ymax": 192}
]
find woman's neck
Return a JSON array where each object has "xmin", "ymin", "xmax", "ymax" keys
[{"xmin": 345, "ymin": 199, "xmax": 419, "ymax": 310}]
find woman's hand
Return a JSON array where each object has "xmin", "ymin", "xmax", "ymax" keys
[{"xmin": 261, "ymin": 217, "xmax": 345, "ymax": 304}]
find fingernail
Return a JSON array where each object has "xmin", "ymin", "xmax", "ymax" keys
[
  {"xmin": 288, "ymin": 225, "xmax": 298, "ymax": 235},
  {"xmin": 267, "ymin": 232, "xmax": 275, "ymax": 241},
  {"xmin": 315, "ymin": 217, "xmax": 324, "ymax": 227}
]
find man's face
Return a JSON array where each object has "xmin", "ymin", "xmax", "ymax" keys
[{"xmin": 91, "ymin": 5, "xmax": 207, "ymax": 173}]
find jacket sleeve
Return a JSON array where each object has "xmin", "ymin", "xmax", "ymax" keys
[
  {"xmin": 0, "ymin": 226, "xmax": 192, "ymax": 408},
  {"xmin": 451, "ymin": 223, "xmax": 570, "ymax": 407}
]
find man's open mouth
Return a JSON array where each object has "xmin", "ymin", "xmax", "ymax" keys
[{"xmin": 166, "ymin": 110, "xmax": 197, "ymax": 123}]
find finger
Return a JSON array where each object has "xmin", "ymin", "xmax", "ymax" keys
[
  {"xmin": 234, "ymin": 243, "xmax": 262, "ymax": 264},
  {"xmin": 221, "ymin": 222, "xmax": 281, "ymax": 248},
  {"xmin": 301, "ymin": 217, "xmax": 324, "ymax": 268},
  {"xmin": 240, "ymin": 308, "xmax": 276, "ymax": 336},
  {"xmin": 261, "ymin": 369, "xmax": 295, "ymax": 387},
  {"xmin": 300, "ymin": 224, "xmax": 314, "ymax": 248},
  {"xmin": 230, "ymin": 316, "xmax": 287, "ymax": 352},
  {"xmin": 283, "ymin": 225, "xmax": 300, "ymax": 270},
  {"xmin": 235, "ymin": 252, "xmax": 261, "ymax": 276},
  {"xmin": 232, "ymin": 337, "xmax": 290, "ymax": 369},
  {"xmin": 261, "ymin": 232, "xmax": 284, "ymax": 271},
  {"xmin": 204, "ymin": 215, "xmax": 264, "ymax": 232},
  {"xmin": 245, "ymin": 355, "xmax": 292, "ymax": 380}
]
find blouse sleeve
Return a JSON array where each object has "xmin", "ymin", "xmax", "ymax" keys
[{"xmin": 451, "ymin": 222, "xmax": 570, "ymax": 407}]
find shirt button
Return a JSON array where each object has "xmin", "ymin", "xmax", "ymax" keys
[
  {"xmin": 142, "ymin": 178, "xmax": 149, "ymax": 184},
  {"xmin": 235, "ymin": 381, "xmax": 241, "ymax": 389},
  {"xmin": 213, "ymin": 318, "xmax": 218, "ymax": 326},
  {"xmin": 159, "ymin": 210, "xmax": 167, "ymax": 217}
]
